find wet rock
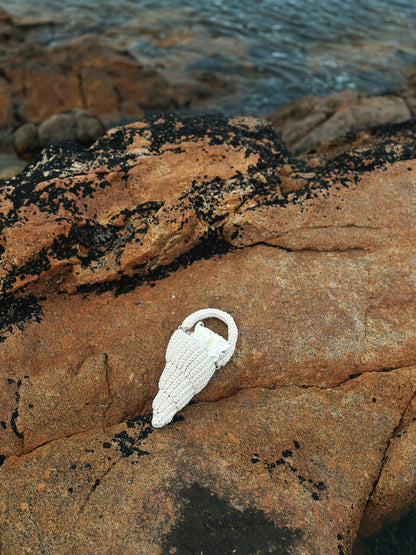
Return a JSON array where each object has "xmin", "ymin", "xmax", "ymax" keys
[
  {"xmin": 13, "ymin": 122, "xmax": 38, "ymax": 156},
  {"xmin": 1, "ymin": 115, "xmax": 416, "ymax": 553},
  {"xmin": 104, "ymin": 14, "xmax": 240, "ymax": 110},
  {"xmin": 0, "ymin": 152, "xmax": 26, "ymax": 179},
  {"xmin": 0, "ymin": 9, "xmax": 238, "ymax": 135},
  {"xmin": 0, "ymin": 33, "xmax": 178, "ymax": 131},
  {"xmin": 13, "ymin": 109, "xmax": 105, "ymax": 158},
  {"xmin": 0, "ymin": 7, "xmax": 23, "ymax": 44},
  {"xmin": 268, "ymin": 91, "xmax": 412, "ymax": 154}
]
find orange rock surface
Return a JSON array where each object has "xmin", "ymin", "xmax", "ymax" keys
[
  {"xmin": 0, "ymin": 33, "xmax": 178, "ymax": 130},
  {"xmin": 1, "ymin": 115, "xmax": 416, "ymax": 553}
]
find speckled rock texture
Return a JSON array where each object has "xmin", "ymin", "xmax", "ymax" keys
[{"xmin": 1, "ymin": 114, "xmax": 416, "ymax": 554}]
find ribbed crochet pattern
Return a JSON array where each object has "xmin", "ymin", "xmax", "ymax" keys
[{"xmin": 152, "ymin": 308, "xmax": 238, "ymax": 428}]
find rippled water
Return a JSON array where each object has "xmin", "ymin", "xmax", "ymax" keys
[{"xmin": 2, "ymin": 0, "xmax": 416, "ymax": 115}]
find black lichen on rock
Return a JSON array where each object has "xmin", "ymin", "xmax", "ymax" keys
[
  {"xmin": 357, "ymin": 508, "xmax": 416, "ymax": 555},
  {"xmin": 2, "ymin": 114, "xmax": 416, "ymax": 307},
  {"xmin": 162, "ymin": 483, "xmax": 300, "ymax": 555},
  {"xmin": 0, "ymin": 293, "xmax": 43, "ymax": 343},
  {"xmin": 103, "ymin": 413, "xmax": 153, "ymax": 458}
]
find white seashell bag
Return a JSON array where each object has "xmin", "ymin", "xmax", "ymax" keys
[{"xmin": 152, "ymin": 308, "xmax": 238, "ymax": 428}]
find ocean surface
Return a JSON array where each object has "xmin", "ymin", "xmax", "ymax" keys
[{"xmin": 2, "ymin": 0, "xmax": 416, "ymax": 115}]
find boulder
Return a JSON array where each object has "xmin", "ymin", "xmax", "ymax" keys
[
  {"xmin": 13, "ymin": 122, "xmax": 38, "ymax": 155},
  {"xmin": 0, "ymin": 31, "xmax": 180, "ymax": 131},
  {"xmin": 38, "ymin": 113, "xmax": 79, "ymax": 148},
  {"xmin": 267, "ymin": 90, "xmax": 360, "ymax": 151},
  {"xmin": 0, "ymin": 152, "xmax": 26, "ymax": 179},
  {"xmin": 37, "ymin": 109, "xmax": 105, "ymax": 148},
  {"xmin": 0, "ymin": 7, "xmax": 23, "ymax": 44},
  {"xmin": 296, "ymin": 95, "xmax": 411, "ymax": 153},
  {"xmin": 73, "ymin": 108, "xmax": 106, "ymax": 143},
  {"xmin": 1, "ymin": 115, "xmax": 416, "ymax": 553},
  {"xmin": 268, "ymin": 91, "xmax": 412, "ymax": 154},
  {"xmin": 12, "ymin": 109, "xmax": 105, "ymax": 159}
]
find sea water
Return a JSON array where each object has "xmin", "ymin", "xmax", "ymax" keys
[{"xmin": 2, "ymin": 0, "xmax": 416, "ymax": 115}]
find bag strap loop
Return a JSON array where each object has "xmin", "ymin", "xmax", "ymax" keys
[{"xmin": 180, "ymin": 308, "xmax": 238, "ymax": 368}]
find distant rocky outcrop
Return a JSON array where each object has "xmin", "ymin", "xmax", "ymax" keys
[
  {"xmin": 1, "ymin": 114, "xmax": 416, "ymax": 553},
  {"xmin": 13, "ymin": 108, "xmax": 105, "ymax": 157},
  {"xmin": 267, "ymin": 85, "xmax": 416, "ymax": 154},
  {"xmin": 0, "ymin": 7, "xmax": 238, "ymax": 177},
  {"xmin": 0, "ymin": 21, "xmax": 179, "ymax": 131},
  {"xmin": 0, "ymin": 107, "xmax": 105, "ymax": 178}
]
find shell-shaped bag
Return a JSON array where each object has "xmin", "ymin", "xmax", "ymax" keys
[{"xmin": 151, "ymin": 308, "xmax": 238, "ymax": 428}]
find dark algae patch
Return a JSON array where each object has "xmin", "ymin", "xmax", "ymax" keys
[
  {"xmin": 356, "ymin": 508, "xmax": 416, "ymax": 555},
  {"xmin": 3, "ymin": 114, "xmax": 416, "ymax": 303},
  {"xmin": 3, "ymin": 114, "xmax": 273, "ymax": 299},
  {"xmin": 77, "ymin": 228, "xmax": 233, "ymax": 297},
  {"xmin": 139, "ymin": 113, "xmax": 290, "ymax": 159},
  {"xmin": 161, "ymin": 484, "xmax": 300, "ymax": 555},
  {"xmin": 0, "ymin": 293, "xmax": 43, "ymax": 343},
  {"xmin": 102, "ymin": 413, "xmax": 153, "ymax": 459}
]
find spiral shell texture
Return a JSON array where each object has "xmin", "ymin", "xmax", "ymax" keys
[{"xmin": 152, "ymin": 308, "xmax": 238, "ymax": 428}]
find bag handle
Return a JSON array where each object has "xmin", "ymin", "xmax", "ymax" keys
[{"xmin": 180, "ymin": 308, "xmax": 238, "ymax": 368}]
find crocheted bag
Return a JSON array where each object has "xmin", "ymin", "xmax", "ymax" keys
[{"xmin": 152, "ymin": 308, "xmax": 238, "ymax": 428}]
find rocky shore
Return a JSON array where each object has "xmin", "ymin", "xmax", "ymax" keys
[
  {"xmin": 0, "ymin": 7, "xmax": 235, "ymax": 176},
  {"xmin": 0, "ymin": 110, "xmax": 416, "ymax": 553},
  {"xmin": 267, "ymin": 82, "xmax": 416, "ymax": 154},
  {"xmin": 2, "ymin": 6, "xmax": 416, "ymax": 180},
  {"xmin": 1, "ymin": 5, "xmax": 416, "ymax": 555}
]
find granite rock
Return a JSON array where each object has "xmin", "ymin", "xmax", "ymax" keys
[
  {"xmin": 37, "ymin": 109, "xmax": 105, "ymax": 148},
  {"xmin": 0, "ymin": 29, "xmax": 180, "ymax": 132},
  {"xmin": 0, "ymin": 152, "xmax": 26, "ymax": 179},
  {"xmin": 0, "ymin": 7, "xmax": 23, "ymax": 44},
  {"xmin": 268, "ymin": 91, "xmax": 412, "ymax": 154},
  {"xmin": 1, "ymin": 368, "xmax": 415, "ymax": 554},
  {"xmin": 13, "ymin": 122, "xmax": 38, "ymax": 156},
  {"xmin": 1, "ymin": 115, "xmax": 416, "ymax": 553}
]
